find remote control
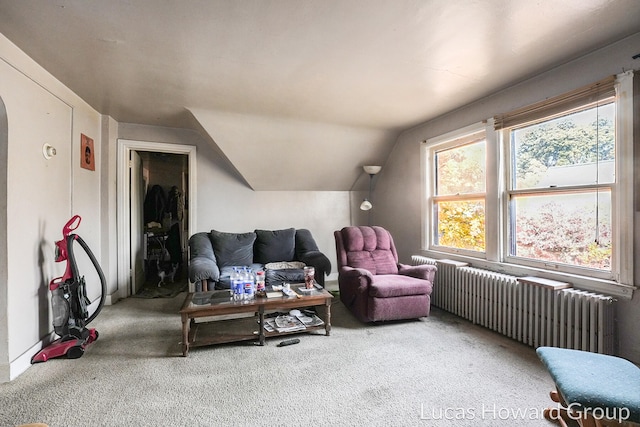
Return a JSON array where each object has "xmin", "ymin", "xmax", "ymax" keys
[{"xmin": 277, "ymin": 338, "xmax": 300, "ymax": 347}]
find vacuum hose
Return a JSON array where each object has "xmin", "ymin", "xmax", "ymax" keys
[{"xmin": 66, "ymin": 233, "xmax": 107, "ymax": 325}]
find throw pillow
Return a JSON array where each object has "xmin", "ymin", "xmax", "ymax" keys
[
  {"xmin": 254, "ymin": 228, "xmax": 296, "ymax": 264},
  {"xmin": 209, "ymin": 230, "xmax": 256, "ymax": 268}
]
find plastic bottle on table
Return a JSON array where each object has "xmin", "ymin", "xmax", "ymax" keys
[
  {"xmin": 243, "ymin": 267, "xmax": 255, "ymax": 300},
  {"xmin": 255, "ymin": 270, "xmax": 266, "ymax": 297},
  {"xmin": 232, "ymin": 267, "xmax": 243, "ymax": 301}
]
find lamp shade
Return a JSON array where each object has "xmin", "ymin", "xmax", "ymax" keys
[
  {"xmin": 363, "ymin": 165, "xmax": 382, "ymax": 175},
  {"xmin": 360, "ymin": 199, "xmax": 373, "ymax": 211}
]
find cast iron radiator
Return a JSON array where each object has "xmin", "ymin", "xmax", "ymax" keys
[{"xmin": 412, "ymin": 256, "xmax": 616, "ymax": 354}]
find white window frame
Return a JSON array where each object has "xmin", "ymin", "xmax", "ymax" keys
[
  {"xmin": 501, "ymin": 99, "xmax": 616, "ymax": 281},
  {"xmin": 421, "ymin": 71, "xmax": 635, "ymax": 299},
  {"xmin": 422, "ymin": 121, "xmax": 494, "ymax": 259}
]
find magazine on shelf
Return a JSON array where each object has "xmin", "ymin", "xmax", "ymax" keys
[
  {"xmin": 264, "ymin": 315, "xmax": 306, "ymax": 333},
  {"xmin": 295, "ymin": 313, "xmax": 324, "ymax": 327},
  {"xmin": 263, "ymin": 312, "xmax": 324, "ymax": 333}
]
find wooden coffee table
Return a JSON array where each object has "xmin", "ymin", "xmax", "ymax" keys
[{"xmin": 179, "ymin": 286, "xmax": 333, "ymax": 356}]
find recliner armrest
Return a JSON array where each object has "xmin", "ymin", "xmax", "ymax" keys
[
  {"xmin": 398, "ymin": 263, "xmax": 437, "ymax": 282},
  {"xmin": 339, "ymin": 266, "xmax": 374, "ymax": 281}
]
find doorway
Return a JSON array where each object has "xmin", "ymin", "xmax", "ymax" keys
[
  {"xmin": 137, "ymin": 151, "xmax": 189, "ymax": 293},
  {"xmin": 117, "ymin": 139, "xmax": 197, "ymax": 299}
]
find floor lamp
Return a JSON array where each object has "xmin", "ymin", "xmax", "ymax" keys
[{"xmin": 360, "ymin": 165, "xmax": 381, "ymax": 225}]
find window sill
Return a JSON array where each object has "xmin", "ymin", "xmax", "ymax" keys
[{"xmin": 420, "ymin": 250, "xmax": 636, "ymax": 300}]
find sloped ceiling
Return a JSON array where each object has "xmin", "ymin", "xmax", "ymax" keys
[{"xmin": 1, "ymin": 0, "xmax": 640, "ymax": 190}]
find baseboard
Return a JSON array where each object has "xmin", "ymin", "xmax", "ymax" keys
[
  {"xmin": 105, "ymin": 291, "xmax": 119, "ymax": 305},
  {"xmin": 6, "ymin": 332, "xmax": 55, "ymax": 382}
]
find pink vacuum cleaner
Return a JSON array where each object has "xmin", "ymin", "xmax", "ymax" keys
[{"xmin": 31, "ymin": 215, "xmax": 106, "ymax": 363}]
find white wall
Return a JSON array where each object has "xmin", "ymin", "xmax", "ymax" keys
[
  {"xmin": 118, "ymin": 123, "xmax": 348, "ymax": 281},
  {"xmin": 375, "ymin": 33, "xmax": 640, "ymax": 363},
  {"xmin": 0, "ymin": 34, "xmax": 104, "ymax": 381},
  {"xmin": 100, "ymin": 116, "xmax": 120, "ymax": 301}
]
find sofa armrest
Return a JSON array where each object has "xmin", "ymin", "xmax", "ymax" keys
[
  {"xmin": 188, "ymin": 232, "xmax": 220, "ymax": 283},
  {"xmin": 295, "ymin": 229, "xmax": 332, "ymax": 287},
  {"xmin": 188, "ymin": 256, "xmax": 220, "ymax": 283},
  {"xmin": 398, "ymin": 263, "xmax": 437, "ymax": 282},
  {"xmin": 298, "ymin": 250, "xmax": 332, "ymax": 277}
]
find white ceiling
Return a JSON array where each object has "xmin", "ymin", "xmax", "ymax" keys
[{"xmin": 1, "ymin": 0, "xmax": 640, "ymax": 190}]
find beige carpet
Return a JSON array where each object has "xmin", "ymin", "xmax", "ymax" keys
[{"xmin": 1, "ymin": 293, "xmax": 556, "ymax": 426}]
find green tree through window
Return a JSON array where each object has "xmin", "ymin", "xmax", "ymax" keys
[{"xmin": 510, "ymin": 102, "xmax": 614, "ymax": 270}]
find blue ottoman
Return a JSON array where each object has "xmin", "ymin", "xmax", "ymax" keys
[{"xmin": 537, "ymin": 346, "xmax": 640, "ymax": 426}]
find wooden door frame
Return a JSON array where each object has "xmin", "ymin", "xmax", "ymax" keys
[{"xmin": 116, "ymin": 139, "xmax": 197, "ymax": 299}]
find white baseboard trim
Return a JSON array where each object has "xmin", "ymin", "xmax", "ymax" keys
[
  {"xmin": 8, "ymin": 332, "xmax": 55, "ymax": 381},
  {"xmin": 105, "ymin": 291, "xmax": 119, "ymax": 305},
  {"xmin": 4, "ymin": 294, "xmax": 113, "ymax": 383}
]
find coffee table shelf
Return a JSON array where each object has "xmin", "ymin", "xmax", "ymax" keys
[{"xmin": 179, "ymin": 287, "xmax": 333, "ymax": 356}]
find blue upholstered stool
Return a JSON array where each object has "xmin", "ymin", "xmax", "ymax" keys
[{"xmin": 537, "ymin": 347, "xmax": 640, "ymax": 427}]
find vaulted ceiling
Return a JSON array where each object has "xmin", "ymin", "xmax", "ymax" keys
[{"xmin": 1, "ymin": 0, "xmax": 640, "ymax": 190}]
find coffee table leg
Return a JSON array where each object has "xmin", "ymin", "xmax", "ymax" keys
[
  {"xmin": 325, "ymin": 300, "xmax": 332, "ymax": 336},
  {"xmin": 258, "ymin": 306, "xmax": 265, "ymax": 346},
  {"xmin": 181, "ymin": 313, "xmax": 190, "ymax": 356}
]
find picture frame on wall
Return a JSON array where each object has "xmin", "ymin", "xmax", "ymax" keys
[{"xmin": 81, "ymin": 133, "xmax": 95, "ymax": 171}]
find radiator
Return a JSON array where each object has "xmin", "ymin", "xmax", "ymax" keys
[{"xmin": 412, "ymin": 256, "xmax": 616, "ymax": 354}]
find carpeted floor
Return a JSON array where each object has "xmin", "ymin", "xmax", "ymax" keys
[{"xmin": 1, "ymin": 293, "xmax": 557, "ymax": 427}]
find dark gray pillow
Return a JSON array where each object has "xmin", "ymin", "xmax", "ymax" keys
[
  {"xmin": 254, "ymin": 228, "xmax": 296, "ymax": 264},
  {"xmin": 209, "ymin": 230, "xmax": 256, "ymax": 268}
]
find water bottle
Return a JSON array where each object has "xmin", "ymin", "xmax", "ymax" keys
[
  {"xmin": 232, "ymin": 267, "xmax": 243, "ymax": 301},
  {"xmin": 243, "ymin": 267, "xmax": 255, "ymax": 300}
]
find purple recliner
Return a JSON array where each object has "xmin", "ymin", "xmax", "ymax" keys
[{"xmin": 334, "ymin": 226, "xmax": 437, "ymax": 323}]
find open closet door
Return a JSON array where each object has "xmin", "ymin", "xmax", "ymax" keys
[{"xmin": 130, "ymin": 150, "xmax": 145, "ymax": 294}]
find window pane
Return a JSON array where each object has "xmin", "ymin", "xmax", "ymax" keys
[
  {"xmin": 511, "ymin": 102, "xmax": 615, "ymax": 190},
  {"xmin": 435, "ymin": 200, "xmax": 485, "ymax": 251},
  {"xmin": 436, "ymin": 140, "xmax": 486, "ymax": 195},
  {"xmin": 511, "ymin": 191, "xmax": 611, "ymax": 270}
]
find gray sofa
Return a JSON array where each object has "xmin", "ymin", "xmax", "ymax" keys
[{"xmin": 188, "ymin": 228, "xmax": 331, "ymax": 291}]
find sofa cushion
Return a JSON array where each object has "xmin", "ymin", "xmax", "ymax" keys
[
  {"xmin": 209, "ymin": 230, "xmax": 256, "ymax": 268},
  {"xmin": 254, "ymin": 228, "xmax": 296, "ymax": 264}
]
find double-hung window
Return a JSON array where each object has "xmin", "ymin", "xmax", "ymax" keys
[
  {"xmin": 424, "ymin": 72, "xmax": 634, "ymax": 294},
  {"xmin": 428, "ymin": 125, "xmax": 488, "ymax": 257},
  {"xmin": 499, "ymin": 77, "xmax": 617, "ymax": 280}
]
